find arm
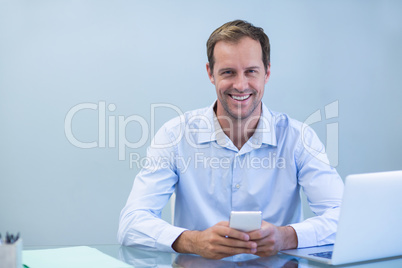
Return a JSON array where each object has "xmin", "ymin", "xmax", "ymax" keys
[
  {"xmin": 245, "ymin": 125, "xmax": 343, "ymax": 255},
  {"xmin": 118, "ymin": 125, "xmax": 186, "ymax": 252},
  {"xmin": 290, "ymin": 125, "xmax": 344, "ymax": 248}
]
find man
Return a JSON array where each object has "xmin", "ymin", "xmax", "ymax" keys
[{"xmin": 118, "ymin": 20, "xmax": 344, "ymax": 260}]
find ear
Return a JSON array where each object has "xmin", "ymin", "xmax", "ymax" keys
[
  {"xmin": 206, "ymin": 63, "xmax": 215, "ymax": 85},
  {"xmin": 264, "ymin": 64, "xmax": 271, "ymax": 84}
]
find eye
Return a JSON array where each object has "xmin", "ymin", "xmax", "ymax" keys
[{"xmin": 220, "ymin": 70, "xmax": 234, "ymax": 77}]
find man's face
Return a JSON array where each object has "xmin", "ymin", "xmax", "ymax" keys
[{"xmin": 207, "ymin": 37, "xmax": 270, "ymax": 121}]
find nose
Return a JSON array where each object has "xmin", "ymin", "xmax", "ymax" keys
[{"xmin": 233, "ymin": 74, "xmax": 248, "ymax": 92}]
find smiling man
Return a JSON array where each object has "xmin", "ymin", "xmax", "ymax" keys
[{"xmin": 118, "ymin": 20, "xmax": 344, "ymax": 259}]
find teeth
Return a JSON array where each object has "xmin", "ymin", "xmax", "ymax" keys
[{"xmin": 231, "ymin": 95, "xmax": 250, "ymax": 101}]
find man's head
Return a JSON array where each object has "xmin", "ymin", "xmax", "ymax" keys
[
  {"xmin": 207, "ymin": 20, "xmax": 270, "ymax": 74},
  {"xmin": 206, "ymin": 20, "xmax": 271, "ymax": 122}
]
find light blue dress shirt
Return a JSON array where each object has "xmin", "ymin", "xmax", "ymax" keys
[{"xmin": 118, "ymin": 102, "xmax": 344, "ymax": 252}]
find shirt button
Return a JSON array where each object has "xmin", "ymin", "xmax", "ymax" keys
[{"xmin": 235, "ymin": 184, "xmax": 240, "ymax": 189}]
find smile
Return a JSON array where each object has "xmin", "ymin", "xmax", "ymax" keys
[{"xmin": 230, "ymin": 94, "xmax": 251, "ymax": 101}]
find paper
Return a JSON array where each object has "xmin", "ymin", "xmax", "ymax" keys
[{"xmin": 23, "ymin": 246, "xmax": 132, "ymax": 268}]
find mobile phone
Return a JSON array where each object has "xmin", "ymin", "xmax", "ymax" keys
[{"xmin": 229, "ymin": 211, "xmax": 262, "ymax": 232}]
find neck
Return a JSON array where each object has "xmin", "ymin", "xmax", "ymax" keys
[{"xmin": 214, "ymin": 103, "xmax": 261, "ymax": 150}]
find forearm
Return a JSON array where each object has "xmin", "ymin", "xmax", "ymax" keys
[
  {"xmin": 118, "ymin": 209, "xmax": 187, "ymax": 252},
  {"xmin": 172, "ymin": 230, "xmax": 199, "ymax": 254},
  {"xmin": 278, "ymin": 226, "xmax": 298, "ymax": 250},
  {"xmin": 290, "ymin": 206, "xmax": 341, "ymax": 248}
]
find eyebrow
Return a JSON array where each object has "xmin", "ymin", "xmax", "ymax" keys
[
  {"xmin": 218, "ymin": 68, "xmax": 234, "ymax": 73},
  {"xmin": 245, "ymin": 66, "xmax": 261, "ymax": 70},
  {"xmin": 218, "ymin": 66, "xmax": 261, "ymax": 73}
]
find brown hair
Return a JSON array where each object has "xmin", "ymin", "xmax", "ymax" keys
[{"xmin": 207, "ymin": 20, "xmax": 270, "ymax": 74}]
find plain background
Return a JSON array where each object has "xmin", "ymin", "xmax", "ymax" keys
[{"xmin": 1, "ymin": 0, "xmax": 401, "ymax": 246}]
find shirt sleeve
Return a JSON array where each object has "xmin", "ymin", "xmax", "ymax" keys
[
  {"xmin": 117, "ymin": 124, "xmax": 187, "ymax": 252},
  {"xmin": 289, "ymin": 125, "xmax": 344, "ymax": 248}
]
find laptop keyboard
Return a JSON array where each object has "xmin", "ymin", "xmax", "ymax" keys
[{"xmin": 309, "ymin": 251, "xmax": 333, "ymax": 259}]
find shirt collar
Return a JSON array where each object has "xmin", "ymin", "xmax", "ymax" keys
[
  {"xmin": 251, "ymin": 103, "xmax": 277, "ymax": 147},
  {"xmin": 196, "ymin": 102, "xmax": 277, "ymax": 148},
  {"xmin": 196, "ymin": 102, "xmax": 218, "ymax": 144}
]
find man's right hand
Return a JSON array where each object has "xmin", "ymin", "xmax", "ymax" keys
[{"xmin": 171, "ymin": 221, "xmax": 258, "ymax": 259}]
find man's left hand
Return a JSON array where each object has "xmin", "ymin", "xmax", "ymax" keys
[{"xmin": 247, "ymin": 221, "xmax": 298, "ymax": 257}]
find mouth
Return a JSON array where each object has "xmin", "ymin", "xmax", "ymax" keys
[{"xmin": 229, "ymin": 94, "xmax": 251, "ymax": 101}]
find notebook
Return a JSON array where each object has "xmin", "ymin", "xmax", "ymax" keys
[{"xmin": 281, "ymin": 170, "xmax": 402, "ymax": 265}]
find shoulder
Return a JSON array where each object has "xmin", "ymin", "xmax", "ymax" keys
[
  {"xmin": 270, "ymin": 110, "xmax": 306, "ymax": 137},
  {"xmin": 163, "ymin": 106, "xmax": 211, "ymax": 130},
  {"xmin": 269, "ymin": 109, "xmax": 322, "ymax": 151},
  {"xmin": 155, "ymin": 105, "xmax": 212, "ymax": 140}
]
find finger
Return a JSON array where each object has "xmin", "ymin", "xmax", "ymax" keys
[
  {"xmin": 216, "ymin": 225, "xmax": 251, "ymax": 241},
  {"xmin": 216, "ymin": 221, "xmax": 230, "ymax": 227},
  {"xmin": 254, "ymin": 245, "xmax": 278, "ymax": 257},
  {"xmin": 219, "ymin": 236, "xmax": 258, "ymax": 250},
  {"xmin": 212, "ymin": 226, "xmax": 258, "ymax": 249},
  {"xmin": 212, "ymin": 224, "xmax": 248, "ymax": 241},
  {"xmin": 213, "ymin": 243, "xmax": 258, "ymax": 257},
  {"xmin": 248, "ymin": 229, "xmax": 266, "ymax": 240},
  {"xmin": 248, "ymin": 222, "xmax": 274, "ymax": 240},
  {"xmin": 227, "ymin": 229, "xmax": 251, "ymax": 241},
  {"xmin": 252, "ymin": 236, "xmax": 273, "ymax": 248}
]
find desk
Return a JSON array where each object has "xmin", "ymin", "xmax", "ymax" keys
[{"xmin": 25, "ymin": 245, "xmax": 402, "ymax": 268}]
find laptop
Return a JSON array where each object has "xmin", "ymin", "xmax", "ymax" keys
[{"xmin": 281, "ymin": 170, "xmax": 402, "ymax": 265}]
